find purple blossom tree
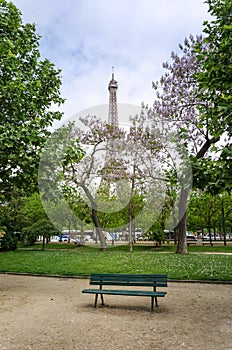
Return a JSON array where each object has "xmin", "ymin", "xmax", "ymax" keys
[
  {"xmin": 67, "ymin": 116, "xmax": 169, "ymax": 251},
  {"xmin": 150, "ymin": 34, "xmax": 221, "ymax": 254}
]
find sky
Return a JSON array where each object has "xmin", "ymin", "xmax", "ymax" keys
[{"xmin": 11, "ymin": 0, "xmax": 211, "ymax": 122}]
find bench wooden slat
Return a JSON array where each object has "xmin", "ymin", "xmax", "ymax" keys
[
  {"xmin": 82, "ymin": 289, "xmax": 167, "ymax": 297},
  {"xmin": 90, "ymin": 273, "xmax": 167, "ymax": 279},
  {"xmin": 90, "ymin": 274, "xmax": 167, "ymax": 285},
  {"xmin": 90, "ymin": 281, "xmax": 167, "ymax": 287}
]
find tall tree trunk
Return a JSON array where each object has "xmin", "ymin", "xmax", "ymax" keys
[
  {"xmin": 221, "ymin": 205, "xmax": 227, "ymax": 247},
  {"xmin": 42, "ymin": 234, "xmax": 45, "ymax": 251},
  {"xmin": 127, "ymin": 164, "xmax": 135, "ymax": 252},
  {"xmin": 92, "ymin": 208, "xmax": 107, "ymax": 250},
  {"xmin": 172, "ymin": 206, "xmax": 178, "ymax": 245},
  {"xmin": 82, "ymin": 183, "xmax": 107, "ymax": 250},
  {"xmin": 80, "ymin": 223, "xmax": 85, "ymax": 245},
  {"xmin": 176, "ymin": 211, "xmax": 188, "ymax": 254},
  {"xmin": 176, "ymin": 187, "xmax": 188, "ymax": 254},
  {"xmin": 128, "ymin": 200, "xmax": 133, "ymax": 252},
  {"xmin": 176, "ymin": 136, "xmax": 220, "ymax": 254},
  {"xmin": 208, "ymin": 225, "xmax": 213, "ymax": 246}
]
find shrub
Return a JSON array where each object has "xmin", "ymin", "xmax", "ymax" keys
[
  {"xmin": 148, "ymin": 222, "xmax": 167, "ymax": 246},
  {"xmin": 22, "ymin": 219, "xmax": 60, "ymax": 245},
  {"xmin": 0, "ymin": 231, "xmax": 18, "ymax": 251}
]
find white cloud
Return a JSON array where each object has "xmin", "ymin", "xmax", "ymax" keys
[{"xmin": 11, "ymin": 0, "xmax": 211, "ymax": 118}]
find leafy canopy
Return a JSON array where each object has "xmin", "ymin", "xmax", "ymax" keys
[
  {"xmin": 0, "ymin": 0, "xmax": 64, "ymax": 198},
  {"xmin": 197, "ymin": 0, "xmax": 232, "ymax": 136}
]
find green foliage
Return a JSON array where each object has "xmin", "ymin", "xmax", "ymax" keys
[
  {"xmin": 0, "ymin": 190, "xmax": 48, "ymax": 236},
  {"xmin": 0, "ymin": 0, "xmax": 64, "ymax": 198},
  {"xmin": 39, "ymin": 123, "xmax": 85, "ymax": 202},
  {"xmin": 0, "ymin": 230, "xmax": 17, "ymax": 251},
  {"xmin": 98, "ymin": 192, "xmax": 144, "ymax": 231},
  {"xmin": 217, "ymin": 145, "xmax": 232, "ymax": 193},
  {"xmin": 22, "ymin": 193, "xmax": 47, "ymax": 227},
  {"xmin": 147, "ymin": 221, "xmax": 167, "ymax": 246},
  {"xmin": 22, "ymin": 219, "xmax": 59, "ymax": 245},
  {"xmin": 197, "ymin": 0, "xmax": 232, "ymax": 136},
  {"xmin": 0, "ymin": 188, "xmax": 26, "ymax": 232},
  {"xmin": 191, "ymin": 145, "xmax": 232, "ymax": 195},
  {"xmin": 22, "ymin": 226, "xmax": 37, "ymax": 245},
  {"xmin": 0, "ymin": 228, "xmax": 6, "ymax": 247},
  {"xmin": 188, "ymin": 190, "xmax": 232, "ymax": 234}
]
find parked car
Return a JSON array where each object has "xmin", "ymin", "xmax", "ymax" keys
[
  {"xmin": 186, "ymin": 233, "xmax": 197, "ymax": 241},
  {"xmin": 221, "ymin": 234, "xmax": 232, "ymax": 241},
  {"xmin": 70, "ymin": 238, "xmax": 80, "ymax": 244},
  {"xmin": 203, "ymin": 234, "xmax": 220, "ymax": 241},
  {"xmin": 58, "ymin": 235, "xmax": 69, "ymax": 242}
]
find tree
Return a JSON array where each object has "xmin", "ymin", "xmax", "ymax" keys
[
  {"xmin": 151, "ymin": 35, "xmax": 205, "ymax": 254},
  {"xmin": 188, "ymin": 190, "xmax": 232, "ymax": 245},
  {"xmin": 22, "ymin": 193, "xmax": 47, "ymax": 226},
  {"xmin": 151, "ymin": 23, "xmax": 231, "ymax": 253},
  {"xmin": 22, "ymin": 219, "xmax": 59, "ymax": 250},
  {"xmin": 60, "ymin": 119, "xmax": 128, "ymax": 250},
  {"xmin": 217, "ymin": 192, "xmax": 232, "ymax": 245},
  {"xmin": 38, "ymin": 123, "xmax": 87, "ymax": 242},
  {"xmin": 0, "ymin": 0, "xmax": 64, "ymax": 198},
  {"xmin": 189, "ymin": 191, "xmax": 219, "ymax": 244}
]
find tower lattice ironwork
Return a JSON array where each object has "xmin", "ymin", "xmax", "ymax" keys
[
  {"xmin": 98, "ymin": 68, "xmax": 123, "ymax": 192},
  {"xmin": 108, "ymin": 66, "xmax": 118, "ymax": 126}
]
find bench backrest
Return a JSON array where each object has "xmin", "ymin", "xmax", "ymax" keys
[{"xmin": 89, "ymin": 273, "xmax": 167, "ymax": 288}]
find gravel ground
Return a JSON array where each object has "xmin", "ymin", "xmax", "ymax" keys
[{"xmin": 0, "ymin": 274, "xmax": 232, "ymax": 350}]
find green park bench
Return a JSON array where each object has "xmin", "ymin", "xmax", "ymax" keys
[{"xmin": 82, "ymin": 273, "xmax": 167, "ymax": 313}]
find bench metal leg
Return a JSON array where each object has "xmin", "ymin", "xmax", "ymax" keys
[
  {"xmin": 151, "ymin": 296, "xmax": 154, "ymax": 313},
  {"xmin": 100, "ymin": 294, "xmax": 105, "ymax": 306},
  {"xmin": 151, "ymin": 296, "xmax": 159, "ymax": 312},
  {"xmin": 155, "ymin": 296, "xmax": 159, "ymax": 307},
  {"xmin": 94, "ymin": 294, "xmax": 105, "ymax": 308},
  {"xmin": 94, "ymin": 294, "xmax": 98, "ymax": 308}
]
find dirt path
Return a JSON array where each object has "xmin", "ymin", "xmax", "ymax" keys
[{"xmin": 0, "ymin": 274, "xmax": 231, "ymax": 350}]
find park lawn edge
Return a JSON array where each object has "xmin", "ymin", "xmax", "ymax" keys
[{"xmin": 0, "ymin": 271, "xmax": 232, "ymax": 284}]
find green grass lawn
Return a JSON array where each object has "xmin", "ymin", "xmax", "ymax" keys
[{"xmin": 0, "ymin": 244, "xmax": 232, "ymax": 281}]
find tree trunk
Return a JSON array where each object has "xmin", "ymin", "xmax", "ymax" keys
[
  {"xmin": 128, "ymin": 202, "xmax": 133, "ymax": 252},
  {"xmin": 91, "ymin": 208, "xmax": 106, "ymax": 250},
  {"xmin": 208, "ymin": 225, "xmax": 213, "ymax": 246},
  {"xmin": 128, "ymin": 165, "xmax": 135, "ymax": 252},
  {"xmin": 172, "ymin": 206, "xmax": 178, "ymax": 245},
  {"xmin": 80, "ymin": 223, "xmax": 85, "ymax": 245},
  {"xmin": 222, "ymin": 205, "xmax": 227, "ymax": 247},
  {"xmin": 176, "ymin": 211, "xmax": 188, "ymax": 254},
  {"xmin": 82, "ymin": 183, "xmax": 107, "ymax": 250},
  {"xmin": 176, "ymin": 187, "xmax": 188, "ymax": 254},
  {"xmin": 174, "ymin": 226, "xmax": 178, "ymax": 245},
  {"xmin": 176, "ymin": 136, "xmax": 220, "ymax": 254},
  {"xmin": 42, "ymin": 234, "xmax": 45, "ymax": 251}
]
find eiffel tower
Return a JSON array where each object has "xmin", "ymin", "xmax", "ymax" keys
[
  {"xmin": 104, "ymin": 67, "xmax": 125, "ymax": 181},
  {"xmin": 108, "ymin": 66, "xmax": 118, "ymax": 126},
  {"xmin": 98, "ymin": 68, "xmax": 126, "ymax": 197}
]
